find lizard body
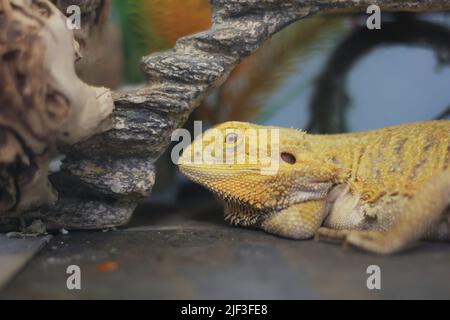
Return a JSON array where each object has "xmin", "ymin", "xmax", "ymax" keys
[{"xmin": 178, "ymin": 120, "xmax": 450, "ymax": 254}]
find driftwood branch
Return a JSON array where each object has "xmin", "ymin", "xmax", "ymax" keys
[
  {"xmin": 1, "ymin": 0, "xmax": 449, "ymax": 231},
  {"xmin": 0, "ymin": 0, "xmax": 113, "ymax": 230}
]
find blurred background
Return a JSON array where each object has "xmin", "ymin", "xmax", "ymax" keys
[{"xmin": 75, "ymin": 0, "xmax": 450, "ymax": 198}]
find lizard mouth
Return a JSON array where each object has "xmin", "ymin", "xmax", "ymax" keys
[
  {"xmin": 179, "ymin": 165, "xmax": 271, "ymax": 226},
  {"xmin": 178, "ymin": 161, "xmax": 260, "ymax": 182}
]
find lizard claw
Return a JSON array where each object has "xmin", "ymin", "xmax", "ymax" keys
[
  {"xmin": 315, "ymin": 227, "xmax": 350, "ymax": 243},
  {"xmin": 342, "ymin": 239, "xmax": 350, "ymax": 251},
  {"xmin": 314, "ymin": 232, "xmax": 321, "ymax": 241}
]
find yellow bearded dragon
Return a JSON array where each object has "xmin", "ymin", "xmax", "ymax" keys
[{"xmin": 178, "ymin": 121, "xmax": 450, "ymax": 254}]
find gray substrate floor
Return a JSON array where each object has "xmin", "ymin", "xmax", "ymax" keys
[{"xmin": 1, "ymin": 197, "xmax": 449, "ymax": 299}]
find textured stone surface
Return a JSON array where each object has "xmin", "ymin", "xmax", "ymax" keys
[
  {"xmin": 24, "ymin": 199, "xmax": 136, "ymax": 231},
  {"xmin": 51, "ymin": 158, "xmax": 155, "ymax": 200}
]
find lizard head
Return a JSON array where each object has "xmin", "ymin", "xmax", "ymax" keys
[{"xmin": 178, "ymin": 121, "xmax": 335, "ymax": 227}]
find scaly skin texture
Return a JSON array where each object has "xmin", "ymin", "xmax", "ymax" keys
[{"xmin": 178, "ymin": 121, "xmax": 450, "ymax": 254}]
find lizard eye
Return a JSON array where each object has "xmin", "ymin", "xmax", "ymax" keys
[
  {"xmin": 281, "ymin": 152, "xmax": 296, "ymax": 165},
  {"xmin": 225, "ymin": 132, "xmax": 238, "ymax": 145}
]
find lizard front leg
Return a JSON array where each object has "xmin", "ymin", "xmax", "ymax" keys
[
  {"xmin": 260, "ymin": 200, "xmax": 327, "ymax": 239},
  {"xmin": 346, "ymin": 171, "xmax": 450, "ymax": 254}
]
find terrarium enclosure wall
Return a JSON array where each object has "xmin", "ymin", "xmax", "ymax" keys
[{"xmin": 1, "ymin": 0, "xmax": 450, "ymax": 231}]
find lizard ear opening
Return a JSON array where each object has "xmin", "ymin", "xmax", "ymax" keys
[{"xmin": 281, "ymin": 152, "xmax": 296, "ymax": 165}]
